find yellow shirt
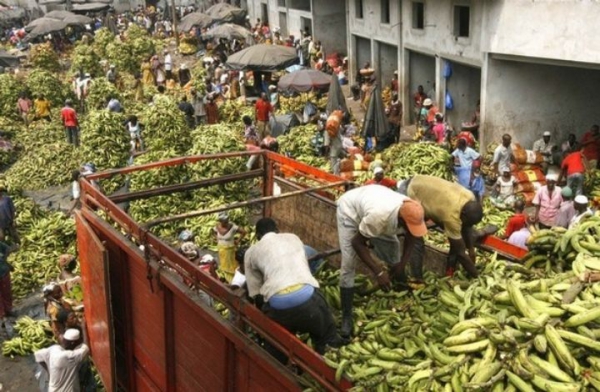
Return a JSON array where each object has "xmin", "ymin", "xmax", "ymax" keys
[
  {"xmin": 407, "ymin": 175, "xmax": 475, "ymax": 240},
  {"xmin": 34, "ymin": 99, "xmax": 50, "ymax": 117}
]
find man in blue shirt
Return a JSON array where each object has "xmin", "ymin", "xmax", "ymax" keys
[{"xmin": 452, "ymin": 138, "xmax": 481, "ymax": 189}]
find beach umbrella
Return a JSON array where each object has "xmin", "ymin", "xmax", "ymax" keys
[
  {"xmin": 205, "ymin": 3, "xmax": 246, "ymax": 24},
  {"xmin": 44, "ymin": 10, "xmax": 75, "ymax": 20},
  {"xmin": 26, "ymin": 19, "xmax": 68, "ymax": 39},
  {"xmin": 63, "ymin": 14, "xmax": 93, "ymax": 25},
  {"xmin": 178, "ymin": 12, "xmax": 213, "ymax": 32}
]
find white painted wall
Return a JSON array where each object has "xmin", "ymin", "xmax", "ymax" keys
[
  {"xmin": 482, "ymin": 58, "xmax": 600, "ymax": 151},
  {"xmin": 401, "ymin": 0, "xmax": 484, "ymax": 65},
  {"xmin": 347, "ymin": 0, "xmax": 400, "ymax": 46},
  {"xmin": 378, "ymin": 42, "xmax": 398, "ymax": 91},
  {"xmin": 312, "ymin": 0, "xmax": 347, "ymax": 54},
  {"xmin": 483, "ymin": 0, "xmax": 600, "ymax": 65}
]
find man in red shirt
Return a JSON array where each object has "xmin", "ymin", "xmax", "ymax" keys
[
  {"xmin": 558, "ymin": 149, "xmax": 586, "ymax": 196},
  {"xmin": 364, "ymin": 167, "xmax": 397, "ymax": 189},
  {"xmin": 580, "ymin": 124, "xmax": 600, "ymax": 168},
  {"xmin": 61, "ymin": 99, "xmax": 79, "ymax": 147},
  {"xmin": 503, "ymin": 199, "xmax": 528, "ymax": 239},
  {"xmin": 254, "ymin": 92, "xmax": 273, "ymax": 140}
]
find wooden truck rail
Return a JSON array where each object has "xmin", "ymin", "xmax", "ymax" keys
[
  {"xmin": 78, "ymin": 150, "xmax": 353, "ymax": 392},
  {"xmin": 78, "ymin": 150, "xmax": 524, "ymax": 391}
]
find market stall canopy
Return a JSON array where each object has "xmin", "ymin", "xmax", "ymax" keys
[
  {"xmin": 205, "ymin": 3, "xmax": 246, "ymax": 24},
  {"xmin": 225, "ymin": 44, "xmax": 298, "ymax": 72},
  {"xmin": 204, "ymin": 23, "xmax": 252, "ymax": 41},
  {"xmin": 0, "ymin": 8, "xmax": 25, "ymax": 21},
  {"xmin": 44, "ymin": 10, "xmax": 75, "ymax": 20},
  {"xmin": 277, "ymin": 69, "xmax": 331, "ymax": 93},
  {"xmin": 71, "ymin": 2, "xmax": 110, "ymax": 12},
  {"xmin": 63, "ymin": 14, "xmax": 93, "ymax": 25},
  {"xmin": 25, "ymin": 18, "xmax": 68, "ymax": 39},
  {"xmin": 326, "ymin": 73, "xmax": 347, "ymax": 114},
  {"xmin": 363, "ymin": 86, "xmax": 387, "ymax": 139},
  {"xmin": 25, "ymin": 17, "xmax": 65, "ymax": 32},
  {"xmin": 178, "ymin": 12, "xmax": 213, "ymax": 32}
]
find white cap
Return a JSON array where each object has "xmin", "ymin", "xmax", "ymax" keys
[
  {"xmin": 200, "ymin": 254, "xmax": 216, "ymax": 264},
  {"xmin": 575, "ymin": 195, "xmax": 589, "ymax": 204},
  {"xmin": 543, "ymin": 131, "xmax": 551, "ymax": 136},
  {"xmin": 63, "ymin": 328, "xmax": 81, "ymax": 341},
  {"xmin": 545, "ymin": 174, "xmax": 558, "ymax": 182},
  {"xmin": 374, "ymin": 167, "xmax": 384, "ymax": 174},
  {"xmin": 423, "ymin": 98, "xmax": 432, "ymax": 106}
]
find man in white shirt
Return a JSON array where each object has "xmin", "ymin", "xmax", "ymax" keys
[
  {"xmin": 163, "ymin": 49, "xmax": 173, "ymax": 80},
  {"xmin": 336, "ymin": 185, "xmax": 427, "ymax": 337},
  {"xmin": 35, "ymin": 328, "xmax": 89, "ymax": 392},
  {"xmin": 532, "ymin": 131, "xmax": 557, "ymax": 172},
  {"xmin": 569, "ymin": 195, "xmax": 593, "ymax": 229},
  {"xmin": 492, "ymin": 133, "xmax": 515, "ymax": 175},
  {"xmin": 244, "ymin": 218, "xmax": 344, "ymax": 354}
]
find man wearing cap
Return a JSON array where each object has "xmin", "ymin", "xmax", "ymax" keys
[
  {"xmin": 558, "ymin": 149, "xmax": 586, "ymax": 196},
  {"xmin": 492, "ymin": 134, "xmax": 515, "ymax": 175},
  {"xmin": 533, "ymin": 131, "xmax": 557, "ymax": 172},
  {"xmin": 364, "ymin": 167, "xmax": 397, "ymax": 189},
  {"xmin": 35, "ymin": 328, "xmax": 89, "ymax": 392},
  {"xmin": 245, "ymin": 218, "xmax": 344, "ymax": 354},
  {"xmin": 555, "ymin": 187, "xmax": 576, "ymax": 229},
  {"xmin": 569, "ymin": 195, "xmax": 593, "ymax": 229},
  {"xmin": 532, "ymin": 174, "xmax": 562, "ymax": 228},
  {"xmin": 337, "ymin": 185, "xmax": 427, "ymax": 338},
  {"xmin": 401, "ymin": 175, "xmax": 483, "ymax": 278}
]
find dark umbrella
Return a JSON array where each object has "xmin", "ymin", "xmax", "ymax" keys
[
  {"xmin": 362, "ymin": 85, "xmax": 387, "ymax": 140},
  {"xmin": 44, "ymin": 10, "xmax": 75, "ymax": 20},
  {"xmin": 63, "ymin": 14, "xmax": 93, "ymax": 25},
  {"xmin": 204, "ymin": 23, "xmax": 251, "ymax": 41},
  {"xmin": 178, "ymin": 12, "xmax": 213, "ymax": 32},
  {"xmin": 26, "ymin": 18, "xmax": 68, "ymax": 39},
  {"xmin": 326, "ymin": 73, "xmax": 347, "ymax": 114},
  {"xmin": 277, "ymin": 69, "xmax": 331, "ymax": 93},
  {"xmin": 205, "ymin": 3, "xmax": 246, "ymax": 24},
  {"xmin": 225, "ymin": 44, "xmax": 298, "ymax": 72},
  {"xmin": 25, "ymin": 17, "xmax": 62, "ymax": 31}
]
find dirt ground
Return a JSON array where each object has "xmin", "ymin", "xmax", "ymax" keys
[{"xmin": 0, "ymin": 293, "xmax": 47, "ymax": 392}]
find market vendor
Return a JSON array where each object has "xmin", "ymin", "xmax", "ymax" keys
[
  {"xmin": 569, "ymin": 195, "xmax": 593, "ymax": 229},
  {"xmin": 214, "ymin": 213, "xmax": 246, "ymax": 283},
  {"xmin": 364, "ymin": 167, "xmax": 397, "ymax": 189},
  {"xmin": 492, "ymin": 134, "xmax": 515, "ymax": 175},
  {"xmin": 400, "ymin": 175, "xmax": 483, "ymax": 278},
  {"xmin": 555, "ymin": 187, "xmax": 576, "ymax": 229},
  {"xmin": 532, "ymin": 174, "xmax": 562, "ymax": 229},
  {"xmin": 558, "ymin": 149, "xmax": 586, "ymax": 196},
  {"xmin": 532, "ymin": 131, "xmax": 558, "ymax": 173},
  {"xmin": 337, "ymin": 185, "xmax": 427, "ymax": 338},
  {"xmin": 57, "ymin": 254, "xmax": 81, "ymax": 295},
  {"xmin": 452, "ymin": 138, "xmax": 481, "ymax": 189},
  {"xmin": 503, "ymin": 200, "xmax": 528, "ymax": 239},
  {"xmin": 244, "ymin": 218, "xmax": 344, "ymax": 354}
]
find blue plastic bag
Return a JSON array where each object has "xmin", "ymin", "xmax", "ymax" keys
[
  {"xmin": 443, "ymin": 61, "xmax": 453, "ymax": 79},
  {"xmin": 445, "ymin": 90, "xmax": 454, "ymax": 110}
]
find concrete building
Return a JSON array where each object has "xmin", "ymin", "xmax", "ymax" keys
[
  {"xmin": 246, "ymin": 0, "xmax": 347, "ymax": 55},
  {"xmin": 346, "ymin": 0, "xmax": 600, "ymax": 150}
]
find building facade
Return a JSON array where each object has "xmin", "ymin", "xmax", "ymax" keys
[
  {"xmin": 346, "ymin": 0, "xmax": 600, "ymax": 149},
  {"xmin": 246, "ymin": 0, "xmax": 347, "ymax": 55}
]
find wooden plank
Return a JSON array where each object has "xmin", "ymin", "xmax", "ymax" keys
[{"xmin": 75, "ymin": 212, "xmax": 116, "ymax": 392}]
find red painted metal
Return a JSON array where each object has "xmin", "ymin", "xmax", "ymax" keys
[
  {"xmin": 480, "ymin": 235, "xmax": 528, "ymax": 261},
  {"xmin": 75, "ymin": 212, "xmax": 116, "ymax": 391},
  {"xmin": 77, "ymin": 152, "xmax": 354, "ymax": 391}
]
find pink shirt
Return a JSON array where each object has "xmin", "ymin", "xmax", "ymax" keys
[
  {"xmin": 432, "ymin": 123, "xmax": 446, "ymax": 144},
  {"xmin": 532, "ymin": 185, "xmax": 563, "ymax": 227}
]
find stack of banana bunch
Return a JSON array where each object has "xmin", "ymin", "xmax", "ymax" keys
[
  {"xmin": 381, "ymin": 142, "xmax": 453, "ymax": 181},
  {"xmin": 524, "ymin": 214, "xmax": 600, "ymax": 270},
  {"xmin": 479, "ymin": 198, "xmax": 513, "ymax": 238},
  {"xmin": 2, "ymin": 317, "xmax": 54, "ymax": 357},
  {"xmin": 317, "ymin": 250, "xmax": 600, "ymax": 391},
  {"xmin": 28, "ymin": 42, "xmax": 61, "ymax": 72},
  {"xmin": 480, "ymin": 142, "xmax": 499, "ymax": 181},
  {"xmin": 278, "ymin": 92, "xmax": 328, "ymax": 114},
  {"xmin": 218, "ymin": 100, "xmax": 254, "ymax": 126},
  {"xmin": 585, "ymin": 170, "xmax": 600, "ymax": 208},
  {"xmin": 277, "ymin": 124, "xmax": 329, "ymax": 171}
]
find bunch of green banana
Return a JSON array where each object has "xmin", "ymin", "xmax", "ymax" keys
[
  {"xmin": 85, "ymin": 78, "xmax": 122, "ymax": 112},
  {"xmin": 277, "ymin": 124, "xmax": 329, "ymax": 171},
  {"xmin": 218, "ymin": 100, "xmax": 255, "ymax": 126},
  {"xmin": 139, "ymin": 98, "xmax": 190, "ymax": 155},
  {"xmin": 91, "ymin": 28, "xmax": 114, "ymax": 59},
  {"xmin": 190, "ymin": 63, "xmax": 207, "ymax": 94},
  {"xmin": 277, "ymin": 92, "xmax": 327, "ymax": 115},
  {"xmin": 479, "ymin": 198, "xmax": 513, "ymax": 238},
  {"xmin": 28, "ymin": 42, "xmax": 61, "ymax": 72},
  {"xmin": 0, "ymin": 73, "xmax": 22, "ymax": 119},
  {"xmin": 585, "ymin": 169, "xmax": 600, "ymax": 195},
  {"xmin": 317, "ymin": 249, "xmax": 600, "ymax": 391},
  {"xmin": 479, "ymin": 142, "xmax": 499, "ymax": 180},
  {"xmin": 4, "ymin": 123, "xmax": 81, "ymax": 192},
  {"xmin": 523, "ymin": 213, "xmax": 600, "ymax": 270},
  {"xmin": 69, "ymin": 41, "xmax": 103, "ymax": 77},
  {"xmin": 2, "ymin": 317, "xmax": 54, "ymax": 357},
  {"xmin": 179, "ymin": 36, "xmax": 199, "ymax": 55},
  {"xmin": 382, "ymin": 142, "xmax": 453, "ymax": 181},
  {"xmin": 25, "ymin": 69, "xmax": 73, "ymax": 108}
]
